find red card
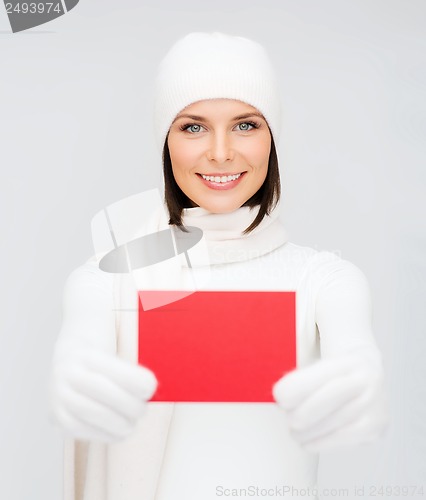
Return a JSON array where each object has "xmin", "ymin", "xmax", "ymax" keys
[{"xmin": 138, "ymin": 291, "xmax": 296, "ymax": 402}]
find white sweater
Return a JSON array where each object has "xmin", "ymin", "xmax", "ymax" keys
[{"xmin": 59, "ymin": 201, "xmax": 376, "ymax": 500}]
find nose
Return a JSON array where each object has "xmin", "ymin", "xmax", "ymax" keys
[{"xmin": 206, "ymin": 131, "xmax": 234, "ymax": 163}]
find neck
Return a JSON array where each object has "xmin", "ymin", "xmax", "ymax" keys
[{"xmin": 179, "ymin": 202, "xmax": 288, "ymax": 266}]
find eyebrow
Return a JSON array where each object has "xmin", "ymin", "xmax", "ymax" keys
[{"xmin": 172, "ymin": 112, "xmax": 265, "ymax": 124}]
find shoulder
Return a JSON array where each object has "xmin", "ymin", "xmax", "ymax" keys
[
  {"xmin": 274, "ymin": 242, "xmax": 371, "ymax": 294},
  {"xmin": 269, "ymin": 241, "xmax": 355, "ymax": 274},
  {"xmin": 305, "ymin": 249, "xmax": 371, "ymax": 291},
  {"xmin": 300, "ymin": 249, "xmax": 373, "ymax": 320},
  {"xmin": 267, "ymin": 241, "xmax": 318, "ymax": 267},
  {"xmin": 64, "ymin": 254, "xmax": 115, "ymax": 296}
]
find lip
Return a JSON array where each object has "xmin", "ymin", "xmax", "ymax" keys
[
  {"xmin": 198, "ymin": 172, "xmax": 245, "ymax": 177},
  {"xmin": 197, "ymin": 172, "xmax": 246, "ymax": 191}
]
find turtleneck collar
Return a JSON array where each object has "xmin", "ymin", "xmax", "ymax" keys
[{"xmin": 179, "ymin": 201, "xmax": 288, "ymax": 266}]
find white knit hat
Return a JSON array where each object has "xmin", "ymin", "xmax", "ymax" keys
[{"xmin": 153, "ymin": 31, "xmax": 282, "ymax": 152}]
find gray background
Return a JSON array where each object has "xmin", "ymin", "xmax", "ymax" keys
[{"xmin": 0, "ymin": 1, "xmax": 425, "ymax": 499}]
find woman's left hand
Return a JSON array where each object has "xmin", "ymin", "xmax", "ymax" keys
[{"xmin": 272, "ymin": 346, "xmax": 389, "ymax": 453}]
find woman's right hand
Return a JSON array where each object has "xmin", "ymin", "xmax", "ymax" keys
[{"xmin": 49, "ymin": 345, "xmax": 158, "ymax": 443}]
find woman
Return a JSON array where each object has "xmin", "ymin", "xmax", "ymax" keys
[{"xmin": 49, "ymin": 32, "xmax": 388, "ymax": 500}]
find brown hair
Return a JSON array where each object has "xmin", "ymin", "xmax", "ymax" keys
[{"xmin": 162, "ymin": 129, "xmax": 281, "ymax": 235}]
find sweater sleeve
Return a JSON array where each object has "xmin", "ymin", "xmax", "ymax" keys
[
  {"xmin": 311, "ymin": 251, "xmax": 378, "ymax": 359},
  {"xmin": 54, "ymin": 256, "xmax": 117, "ymax": 358}
]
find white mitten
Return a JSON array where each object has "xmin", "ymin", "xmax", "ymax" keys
[
  {"xmin": 272, "ymin": 346, "xmax": 389, "ymax": 453},
  {"xmin": 49, "ymin": 341, "xmax": 157, "ymax": 443}
]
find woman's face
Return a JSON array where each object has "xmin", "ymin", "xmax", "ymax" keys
[{"xmin": 167, "ymin": 98, "xmax": 271, "ymax": 214}]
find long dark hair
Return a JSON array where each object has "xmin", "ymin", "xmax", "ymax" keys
[{"xmin": 162, "ymin": 129, "xmax": 281, "ymax": 235}]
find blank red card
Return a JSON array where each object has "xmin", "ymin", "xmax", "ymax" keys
[{"xmin": 138, "ymin": 291, "xmax": 296, "ymax": 402}]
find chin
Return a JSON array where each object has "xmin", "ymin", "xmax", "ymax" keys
[{"xmin": 198, "ymin": 199, "xmax": 242, "ymax": 214}]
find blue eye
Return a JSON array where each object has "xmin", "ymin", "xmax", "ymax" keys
[
  {"xmin": 238, "ymin": 123, "xmax": 250, "ymax": 131},
  {"xmin": 180, "ymin": 123, "xmax": 204, "ymax": 133},
  {"xmin": 179, "ymin": 121, "xmax": 260, "ymax": 134},
  {"xmin": 237, "ymin": 122, "xmax": 259, "ymax": 132}
]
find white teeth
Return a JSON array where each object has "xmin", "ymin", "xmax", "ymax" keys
[{"xmin": 201, "ymin": 173, "xmax": 242, "ymax": 183}]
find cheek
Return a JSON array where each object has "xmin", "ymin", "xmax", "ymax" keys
[
  {"xmin": 169, "ymin": 141, "xmax": 185, "ymax": 166},
  {"xmin": 245, "ymin": 136, "xmax": 271, "ymax": 168},
  {"xmin": 169, "ymin": 141, "xmax": 198, "ymax": 178}
]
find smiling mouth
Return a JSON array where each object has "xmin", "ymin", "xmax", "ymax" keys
[{"xmin": 197, "ymin": 172, "xmax": 246, "ymax": 183}]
